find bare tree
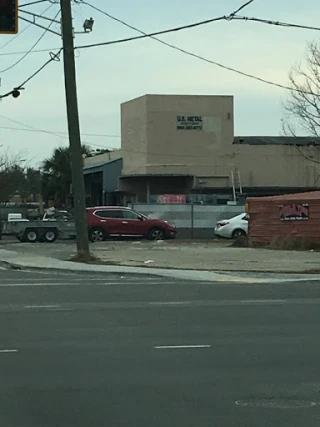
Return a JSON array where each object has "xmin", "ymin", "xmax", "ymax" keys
[
  {"xmin": 0, "ymin": 149, "xmax": 28, "ymax": 202},
  {"xmin": 282, "ymin": 41, "xmax": 320, "ymax": 164}
]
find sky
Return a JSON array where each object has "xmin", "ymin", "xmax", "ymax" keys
[{"xmin": 0, "ymin": 0, "xmax": 319, "ymax": 166}]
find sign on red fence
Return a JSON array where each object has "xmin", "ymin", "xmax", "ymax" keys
[{"xmin": 280, "ymin": 203, "xmax": 309, "ymax": 221}]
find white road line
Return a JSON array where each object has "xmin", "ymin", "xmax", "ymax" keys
[
  {"xmin": 241, "ymin": 299, "xmax": 287, "ymax": 304},
  {"xmin": 24, "ymin": 305, "xmax": 61, "ymax": 309},
  {"xmin": 0, "ymin": 349, "xmax": 18, "ymax": 353},
  {"xmin": 0, "ymin": 277, "xmax": 164, "ymax": 282},
  {"xmin": 0, "ymin": 281, "xmax": 178, "ymax": 287},
  {"xmin": 149, "ymin": 301, "xmax": 192, "ymax": 306},
  {"xmin": 154, "ymin": 345, "xmax": 211, "ymax": 349}
]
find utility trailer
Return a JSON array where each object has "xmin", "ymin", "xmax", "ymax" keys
[{"xmin": 2, "ymin": 220, "xmax": 76, "ymax": 243}]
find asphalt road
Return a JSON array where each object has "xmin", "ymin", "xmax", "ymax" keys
[{"xmin": 1, "ymin": 268, "xmax": 320, "ymax": 427}]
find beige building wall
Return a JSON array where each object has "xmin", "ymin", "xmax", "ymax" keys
[
  {"xmin": 121, "ymin": 94, "xmax": 234, "ymax": 177},
  {"xmin": 120, "ymin": 94, "xmax": 320, "ymax": 191},
  {"xmin": 121, "ymin": 96, "xmax": 148, "ymax": 174},
  {"xmin": 233, "ymin": 144, "xmax": 319, "ymax": 188}
]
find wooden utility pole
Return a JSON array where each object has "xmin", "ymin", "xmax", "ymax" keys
[{"xmin": 60, "ymin": 0, "xmax": 90, "ymax": 259}]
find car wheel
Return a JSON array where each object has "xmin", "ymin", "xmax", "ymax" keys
[
  {"xmin": 232, "ymin": 229, "xmax": 246, "ymax": 240},
  {"xmin": 148, "ymin": 227, "xmax": 165, "ymax": 241},
  {"xmin": 44, "ymin": 229, "xmax": 57, "ymax": 243},
  {"xmin": 89, "ymin": 228, "xmax": 107, "ymax": 243},
  {"xmin": 25, "ymin": 229, "xmax": 39, "ymax": 243}
]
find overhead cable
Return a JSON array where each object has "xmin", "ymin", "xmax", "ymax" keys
[
  {"xmin": 0, "ymin": 8, "xmax": 61, "ymax": 74},
  {"xmin": 82, "ymin": 1, "xmax": 314, "ymax": 94}
]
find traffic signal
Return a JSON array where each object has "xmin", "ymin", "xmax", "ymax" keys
[{"xmin": 0, "ymin": 0, "xmax": 18, "ymax": 34}]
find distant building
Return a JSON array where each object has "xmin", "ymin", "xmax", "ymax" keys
[{"xmin": 83, "ymin": 94, "xmax": 320, "ymax": 205}]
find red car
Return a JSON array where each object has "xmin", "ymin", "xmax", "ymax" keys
[{"xmin": 86, "ymin": 206, "xmax": 177, "ymax": 242}]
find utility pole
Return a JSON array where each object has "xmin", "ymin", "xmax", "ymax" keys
[{"xmin": 60, "ymin": 0, "xmax": 90, "ymax": 259}]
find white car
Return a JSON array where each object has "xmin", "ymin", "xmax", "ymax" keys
[{"xmin": 214, "ymin": 213, "xmax": 248, "ymax": 239}]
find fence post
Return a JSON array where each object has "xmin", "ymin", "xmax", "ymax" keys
[{"xmin": 191, "ymin": 203, "xmax": 194, "ymax": 239}]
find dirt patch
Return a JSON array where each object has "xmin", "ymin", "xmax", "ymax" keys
[
  {"xmin": 232, "ymin": 236, "xmax": 250, "ymax": 247},
  {"xmin": 68, "ymin": 257, "xmax": 320, "ymax": 274},
  {"xmin": 70, "ymin": 253, "xmax": 100, "ymax": 263},
  {"xmin": 268, "ymin": 236, "xmax": 320, "ymax": 251},
  {"xmin": 165, "ymin": 238, "xmax": 229, "ymax": 245}
]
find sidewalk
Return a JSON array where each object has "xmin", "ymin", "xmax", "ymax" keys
[
  {"xmin": 0, "ymin": 248, "xmax": 271, "ymax": 283},
  {"xmin": 1, "ymin": 239, "xmax": 320, "ymax": 282}
]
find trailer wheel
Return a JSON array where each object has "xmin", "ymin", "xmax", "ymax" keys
[
  {"xmin": 25, "ymin": 229, "xmax": 39, "ymax": 243},
  {"xmin": 44, "ymin": 229, "xmax": 57, "ymax": 243}
]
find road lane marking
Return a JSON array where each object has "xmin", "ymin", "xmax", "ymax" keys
[
  {"xmin": 24, "ymin": 305, "xmax": 61, "ymax": 309},
  {"xmin": 0, "ymin": 277, "xmax": 166, "ymax": 282},
  {"xmin": 0, "ymin": 349, "xmax": 18, "ymax": 353},
  {"xmin": 0, "ymin": 298, "xmax": 318, "ymax": 314},
  {"xmin": 0, "ymin": 281, "xmax": 178, "ymax": 287},
  {"xmin": 149, "ymin": 301, "xmax": 192, "ymax": 306},
  {"xmin": 154, "ymin": 345, "xmax": 211, "ymax": 349},
  {"xmin": 241, "ymin": 299, "xmax": 287, "ymax": 304},
  {"xmin": 235, "ymin": 399, "xmax": 317, "ymax": 408}
]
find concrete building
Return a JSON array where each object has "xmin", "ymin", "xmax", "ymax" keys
[
  {"xmin": 119, "ymin": 94, "xmax": 234, "ymax": 202},
  {"xmin": 83, "ymin": 94, "xmax": 320, "ymax": 205}
]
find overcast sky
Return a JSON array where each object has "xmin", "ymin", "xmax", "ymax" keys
[{"xmin": 0, "ymin": 0, "xmax": 319, "ymax": 165}]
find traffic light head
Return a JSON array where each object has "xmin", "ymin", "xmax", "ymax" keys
[{"xmin": 0, "ymin": 0, "xmax": 18, "ymax": 34}]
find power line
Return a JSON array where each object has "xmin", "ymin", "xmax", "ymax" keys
[
  {"xmin": 0, "ymin": 47, "xmax": 60, "ymax": 56},
  {"xmin": 1, "ymin": 1, "xmax": 317, "ymax": 97},
  {"xmin": 0, "ymin": 8, "xmax": 61, "ymax": 74},
  {"xmin": 19, "ymin": 49, "xmax": 61, "ymax": 87},
  {"xmin": 78, "ymin": 4, "xmax": 236, "ymax": 50},
  {"xmin": 20, "ymin": 0, "xmax": 49, "ymax": 7},
  {"xmin": 0, "ymin": 115, "xmax": 229, "ymax": 158},
  {"xmin": 233, "ymin": 15, "xmax": 320, "ymax": 32},
  {"xmin": 0, "ymin": 24, "xmax": 31, "ymax": 51},
  {"xmin": 0, "ymin": 2, "xmax": 251, "ymax": 56},
  {"xmin": 82, "ymin": 5, "xmax": 229, "ymax": 41},
  {"xmin": 0, "ymin": 123, "xmax": 120, "ymax": 138},
  {"xmin": 0, "ymin": 115, "xmax": 69, "ymax": 140},
  {"xmin": 230, "ymin": 0, "xmax": 254, "ymax": 16},
  {"xmin": 1, "ymin": 10, "xmax": 319, "ymax": 57},
  {"xmin": 0, "ymin": 49, "xmax": 61, "ymax": 99},
  {"xmin": 81, "ymin": 2, "xmax": 315, "ymax": 95},
  {"xmin": 0, "ymin": 2, "xmax": 54, "ymax": 52}
]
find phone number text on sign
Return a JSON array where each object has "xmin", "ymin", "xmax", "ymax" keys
[{"xmin": 177, "ymin": 115, "xmax": 203, "ymax": 130}]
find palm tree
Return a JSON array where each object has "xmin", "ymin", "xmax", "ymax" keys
[{"xmin": 41, "ymin": 145, "xmax": 90, "ymax": 208}]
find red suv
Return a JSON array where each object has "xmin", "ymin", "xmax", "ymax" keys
[{"xmin": 87, "ymin": 206, "xmax": 177, "ymax": 242}]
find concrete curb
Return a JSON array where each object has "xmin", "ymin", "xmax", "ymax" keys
[
  {"xmin": 1, "ymin": 249, "xmax": 320, "ymax": 284},
  {"xmin": 0, "ymin": 248, "xmax": 270, "ymax": 283},
  {"xmin": 0, "ymin": 259, "xmax": 269, "ymax": 283}
]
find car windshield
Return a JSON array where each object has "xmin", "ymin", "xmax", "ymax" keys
[{"xmin": 134, "ymin": 210, "xmax": 149, "ymax": 219}]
